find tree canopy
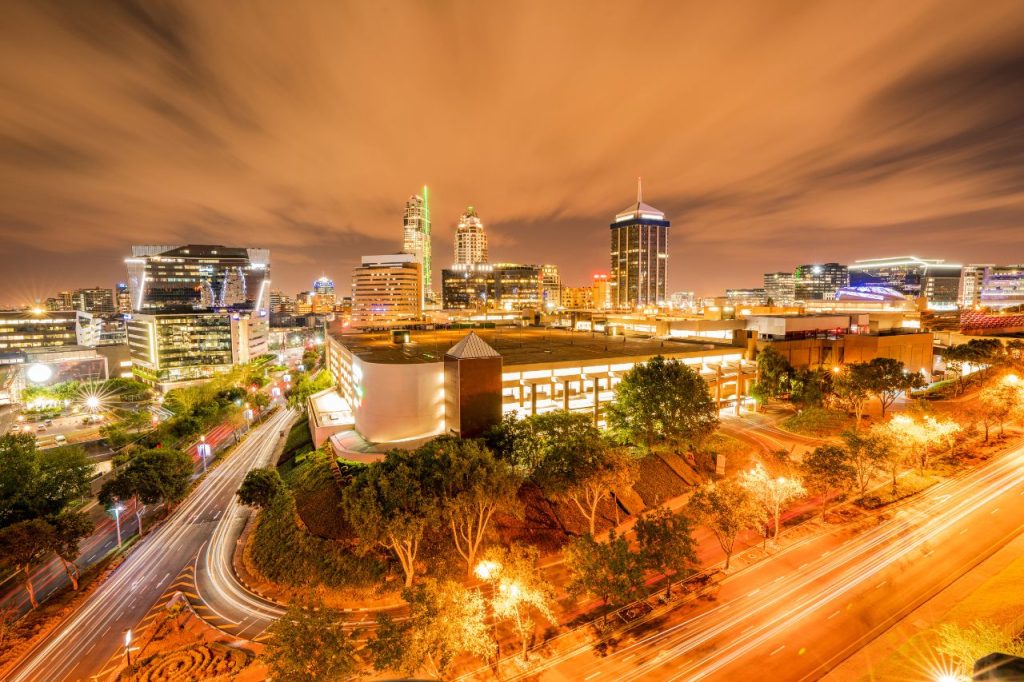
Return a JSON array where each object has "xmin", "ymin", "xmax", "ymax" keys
[
  {"xmin": 237, "ymin": 467, "xmax": 285, "ymax": 509},
  {"xmin": 634, "ymin": 506, "xmax": 698, "ymax": 597},
  {"xmin": 605, "ymin": 355, "xmax": 719, "ymax": 450},
  {"xmin": 565, "ymin": 530, "xmax": 646, "ymax": 621},
  {"xmin": 800, "ymin": 445, "xmax": 855, "ymax": 513},
  {"xmin": 0, "ymin": 434, "xmax": 91, "ymax": 527},
  {"xmin": 262, "ymin": 604, "xmax": 361, "ymax": 681},
  {"xmin": 687, "ymin": 479, "xmax": 758, "ymax": 568}
]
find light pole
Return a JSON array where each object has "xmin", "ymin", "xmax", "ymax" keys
[
  {"xmin": 198, "ymin": 435, "xmax": 209, "ymax": 473},
  {"xmin": 123, "ymin": 628, "xmax": 132, "ymax": 670},
  {"xmin": 112, "ymin": 502, "xmax": 124, "ymax": 546}
]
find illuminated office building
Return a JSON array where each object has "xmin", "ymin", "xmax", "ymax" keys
[
  {"xmin": 403, "ymin": 188, "xmax": 434, "ymax": 301},
  {"xmin": 763, "ymin": 272, "xmax": 796, "ymax": 306},
  {"xmin": 794, "ymin": 263, "xmax": 849, "ymax": 301},
  {"xmin": 848, "ymin": 256, "xmax": 961, "ymax": 309},
  {"xmin": 454, "ymin": 207, "xmax": 488, "ymax": 265},
  {"xmin": 312, "ymin": 276, "xmax": 336, "ymax": 313},
  {"xmin": 72, "ymin": 287, "xmax": 115, "ymax": 314},
  {"xmin": 125, "ymin": 244, "xmax": 270, "ymax": 314},
  {"xmin": 351, "ymin": 254, "xmax": 422, "ymax": 328},
  {"xmin": 541, "ymin": 264, "xmax": 561, "ymax": 309},
  {"xmin": 441, "ymin": 263, "xmax": 543, "ymax": 310},
  {"xmin": 979, "ymin": 265, "xmax": 1024, "ymax": 309},
  {"xmin": 0, "ymin": 310, "xmax": 78, "ymax": 351},
  {"xmin": 610, "ymin": 179, "xmax": 669, "ymax": 308}
]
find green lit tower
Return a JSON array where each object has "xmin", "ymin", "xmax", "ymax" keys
[{"xmin": 403, "ymin": 185, "xmax": 434, "ymax": 303}]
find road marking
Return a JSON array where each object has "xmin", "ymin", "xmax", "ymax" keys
[
  {"xmin": 585, "ymin": 671, "xmax": 602, "ymax": 680},
  {"xmin": 770, "ymin": 645, "xmax": 785, "ymax": 656},
  {"xmin": 623, "ymin": 653, "xmax": 636, "ymax": 662},
  {"xmin": 924, "ymin": 549, "xmax": 935, "ymax": 557},
  {"xmin": 159, "ymin": 572, "xmax": 170, "ymax": 584},
  {"xmin": 828, "ymin": 610, "xmax": 841, "ymax": 620},
  {"xmin": 774, "ymin": 575, "xmax": 785, "ymax": 583},
  {"xmin": 876, "ymin": 581, "xmax": 887, "ymax": 589},
  {"xmin": 960, "ymin": 528, "xmax": 969, "ymax": 535},
  {"xmin": 799, "ymin": 563, "xmax": 808, "ymax": 570},
  {"xmin": 991, "ymin": 508, "xmax": 1000, "ymax": 515},
  {"xmin": 821, "ymin": 551, "xmax": 831, "ymax": 558},
  {"xmin": 748, "ymin": 589, "xmax": 760, "ymax": 597}
]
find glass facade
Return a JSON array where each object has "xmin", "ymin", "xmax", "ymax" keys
[
  {"xmin": 794, "ymin": 263, "xmax": 849, "ymax": 301},
  {"xmin": 125, "ymin": 244, "xmax": 270, "ymax": 314},
  {"xmin": 441, "ymin": 263, "xmax": 543, "ymax": 310},
  {"xmin": 0, "ymin": 311, "xmax": 78, "ymax": 351}
]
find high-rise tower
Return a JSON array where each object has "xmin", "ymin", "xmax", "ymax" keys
[
  {"xmin": 609, "ymin": 179, "xmax": 669, "ymax": 308},
  {"xmin": 402, "ymin": 187, "xmax": 433, "ymax": 301},
  {"xmin": 454, "ymin": 207, "xmax": 488, "ymax": 265}
]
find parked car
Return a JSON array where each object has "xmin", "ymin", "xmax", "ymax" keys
[{"xmin": 54, "ymin": 434, "xmax": 67, "ymax": 444}]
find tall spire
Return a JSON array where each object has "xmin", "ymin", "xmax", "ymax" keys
[{"xmin": 637, "ymin": 176, "xmax": 643, "ymax": 203}]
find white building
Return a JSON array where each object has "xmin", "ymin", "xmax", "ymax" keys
[
  {"xmin": 454, "ymin": 207, "xmax": 488, "ymax": 265},
  {"xmin": 351, "ymin": 254, "xmax": 422, "ymax": 328}
]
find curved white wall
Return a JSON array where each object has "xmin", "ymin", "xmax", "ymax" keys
[{"xmin": 352, "ymin": 357, "xmax": 445, "ymax": 443}]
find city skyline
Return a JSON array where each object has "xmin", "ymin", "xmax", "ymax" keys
[{"xmin": 3, "ymin": 2, "xmax": 1024, "ymax": 304}]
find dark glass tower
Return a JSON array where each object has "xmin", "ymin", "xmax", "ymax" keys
[{"xmin": 609, "ymin": 179, "xmax": 669, "ymax": 308}]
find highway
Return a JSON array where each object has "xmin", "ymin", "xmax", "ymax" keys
[
  {"xmin": 5, "ymin": 406, "xmax": 294, "ymax": 682},
  {"xmin": 525, "ymin": 441, "xmax": 1024, "ymax": 681}
]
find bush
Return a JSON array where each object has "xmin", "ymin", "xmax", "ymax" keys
[{"xmin": 250, "ymin": 489, "xmax": 386, "ymax": 590}]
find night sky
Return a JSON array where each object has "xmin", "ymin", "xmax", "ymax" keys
[{"xmin": 2, "ymin": 0, "xmax": 1024, "ymax": 305}]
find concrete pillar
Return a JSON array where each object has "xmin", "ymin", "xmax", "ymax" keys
[
  {"xmin": 715, "ymin": 366, "xmax": 722, "ymax": 407},
  {"xmin": 735, "ymin": 374, "xmax": 742, "ymax": 416},
  {"xmin": 563, "ymin": 380, "xmax": 570, "ymax": 411},
  {"xmin": 531, "ymin": 384, "xmax": 537, "ymax": 416},
  {"xmin": 518, "ymin": 384, "xmax": 524, "ymax": 408},
  {"xmin": 593, "ymin": 378, "xmax": 600, "ymax": 425}
]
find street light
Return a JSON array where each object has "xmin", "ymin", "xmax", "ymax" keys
[
  {"xmin": 474, "ymin": 559, "xmax": 501, "ymax": 582},
  {"xmin": 85, "ymin": 395, "xmax": 101, "ymax": 410},
  {"xmin": 123, "ymin": 628, "xmax": 133, "ymax": 670},
  {"xmin": 112, "ymin": 502, "xmax": 125, "ymax": 546},
  {"xmin": 1002, "ymin": 373, "xmax": 1020, "ymax": 386}
]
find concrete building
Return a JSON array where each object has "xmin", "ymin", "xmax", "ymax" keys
[
  {"xmin": 441, "ymin": 263, "xmax": 543, "ymax": 310},
  {"xmin": 848, "ymin": 256, "xmax": 961, "ymax": 309},
  {"xmin": 794, "ymin": 263, "xmax": 849, "ymax": 301},
  {"xmin": 610, "ymin": 179, "xmax": 669, "ymax": 309},
  {"xmin": 402, "ymin": 188, "xmax": 434, "ymax": 300},
  {"xmin": 72, "ymin": 287, "xmax": 116, "ymax": 315},
  {"xmin": 763, "ymin": 272, "xmax": 796, "ymax": 306},
  {"xmin": 311, "ymin": 276, "xmax": 336, "ymax": 314},
  {"xmin": 670, "ymin": 291, "xmax": 697, "ymax": 310},
  {"xmin": 324, "ymin": 327, "xmax": 753, "ymax": 445},
  {"xmin": 592, "ymin": 273, "xmax": 611, "ymax": 310},
  {"xmin": 0, "ymin": 309, "xmax": 78, "ymax": 351},
  {"xmin": 725, "ymin": 288, "xmax": 766, "ymax": 306},
  {"xmin": 126, "ymin": 310, "xmax": 268, "ymax": 386},
  {"xmin": 351, "ymin": 254, "xmax": 422, "ymax": 328},
  {"xmin": 979, "ymin": 265, "xmax": 1024, "ymax": 309},
  {"xmin": 541, "ymin": 264, "xmax": 561, "ymax": 309},
  {"xmin": 959, "ymin": 264, "xmax": 993, "ymax": 308},
  {"xmin": 561, "ymin": 285, "xmax": 595, "ymax": 310},
  {"xmin": 454, "ymin": 207, "xmax": 488, "ymax": 265}
]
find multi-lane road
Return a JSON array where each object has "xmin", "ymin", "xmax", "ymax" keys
[
  {"xmin": 5, "ymin": 406, "xmax": 294, "ymax": 682},
  {"xmin": 525, "ymin": 441, "xmax": 1024, "ymax": 681}
]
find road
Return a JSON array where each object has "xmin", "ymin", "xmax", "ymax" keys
[
  {"xmin": 4, "ymin": 406, "xmax": 294, "ymax": 682},
  {"xmin": 524, "ymin": 441, "xmax": 1024, "ymax": 681}
]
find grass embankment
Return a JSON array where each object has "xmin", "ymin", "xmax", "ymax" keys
[
  {"xmin": 780, "ymin": 407, "xmax": 855, "ymax": 437},
  {"xmin": 248, "ymin": 422, "xmax": 389, "ymax": 596}
]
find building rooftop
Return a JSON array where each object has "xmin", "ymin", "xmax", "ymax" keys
[{"xmin": 331, "ymin": 327, "xmax": 726, "ymax": 366}]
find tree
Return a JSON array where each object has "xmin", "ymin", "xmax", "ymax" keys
[
  {"xmin": 478, "ymin": 544, "xmax": 556, "ymax": 662},
  {"xmin": 100, "ymin": 448, "xmax": 193, "ymax": 536},
  {"xmin": 865, "ymin": 424, "xmax": 902, "ymax": 496},
  {"xmin": 0, "ymin": 434, "xmax": 91, "ymax": 527},
  {"xmin": 370, "ymin": 578, "xmax": 494, "ymax": 678},
  {"xmin": 854, "ymin": 358, "xmax": 925, "ymax": 418},
  {"xmin": 942, "ymin": 344, "xmax": 971, "ymax": 396},
  {"xmin": 419, "ymin": 437, "xmax": 521, "ymax": 578},
  {"xmin": 237, "ymin": 467, "xmax": 284, "ymax": 509},
  {"xmin": 979, "ymin": 378, "xmax": 1022, "ymax": 437},
  {"xmin": 287, "ymin": 371, "xmax": 333, "ymax": 409},
  {"xmin": 634, "ymin": 506, "xmax": 698, "ymax": 598},
  {"xmin": 35, "ymin": 445, "xmax": 92, "ymax": 517},
  {"xmin": 535, "ymin": 439, "xmax": 639, "ymax": 536},
  {"xmin": 754, "ymin": 347, "xmax": 793, "ymax": 403},
  {"xmin": 486, "ymin": 410, "xmax": 595, "ymax": 478},
  {"xmin": 739, "ymin": 463, "xmax": 805, "ymax": 540},
  {"xmin": 800, "ymin": 445, "xmax": 855, "ymax": 514},
  {"xmin": 50, "ymin": 510, "xmax": 94, "ymax": 591},
  {"xmin": 962, "ymin": 338, "xmax": 1005, "ymax": 380},
  {"xmin": 261, "ymin": 603, "xmax": 360, "ymax": 681},
  {"xmin": 687, "ymin": 479, "xmax": 758, "ymax": 569},
  {"xmin": 832, "ymin": 369, "xmax": 871, "ymax": 427},
  {"xmin": 342, "ymin": 450, "xmax": 435, "ymax": 587},
  {"xmin": 789, "ymin": 368, "xmax": 832, "ymax": 409},
  {"xmin": 935, "ymin": 619, "xmax": 1024, "ymax": 680},
  {"xmin": 0, "ymin": 519, "xmax": 56, "ymax": 608},
  {"xmin": 842, "ymin": 430, "xmax": 884, "ymax": 499},
  {"xmin": 565, "ymin": 530, "xmax": 646, "ymax": 622},
  {"xmin": 605, "ymin": 356, "xmax": 719, "ymax": 451}
]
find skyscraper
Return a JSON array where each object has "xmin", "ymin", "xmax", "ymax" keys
[
  {"xmin": 763, "ymin": 272, "xmax": 796, "ymax": 305},
  {"xmin": 312, "ymin": 276, "xmax": 336, "ymax": 313},
  {"xmin": 610, "ymin": 179, "xmax": 669, "ymax": 308},
  {"xmin": 454, "ymin": 207, "xmax": 488, "ymax": 265},
  {"xmin": 351, "ymin": 254, "xmax": 423, "ymax": 328},
  {"xmin": 541, "ymin": 264, "xmax": 561, "ymax": 309},
  {"xmin": 793, "ymin": 263, "xmax": 849, "ymax": 301},
  {"xmin": 403, "ymin": 187, "xmax": 433, "ymax": 301}
]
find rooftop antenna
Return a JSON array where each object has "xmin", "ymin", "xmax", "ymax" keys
[{"xmin": 637, "ymin": 176, "xmax": 643, "ymax": 203}]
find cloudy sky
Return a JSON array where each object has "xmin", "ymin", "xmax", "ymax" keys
[{"xmin": 2, "ymin": 0, "xmax": 1024, "ymax": 304}]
